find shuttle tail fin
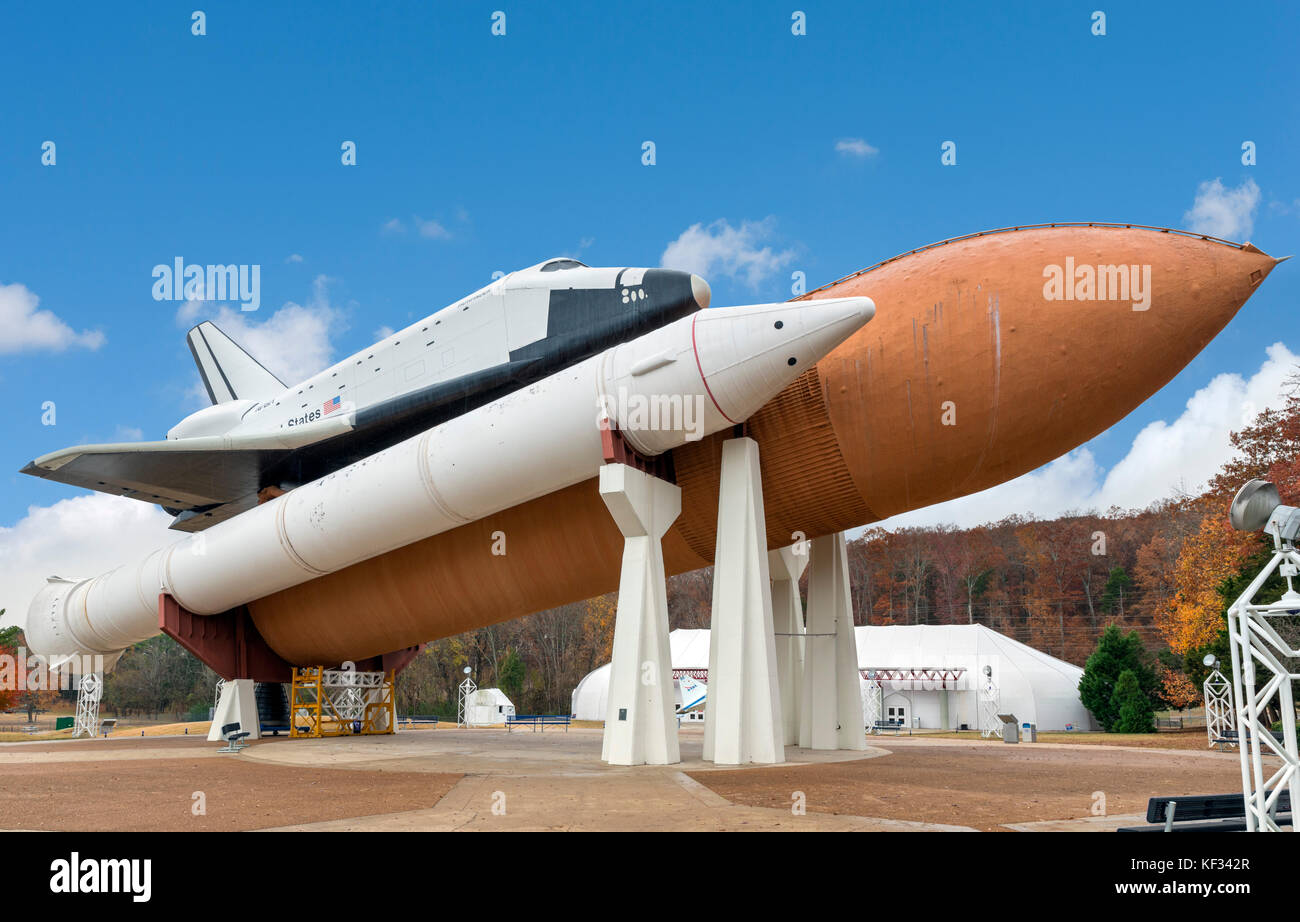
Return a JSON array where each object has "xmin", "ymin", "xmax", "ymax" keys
[{"xmin": 186, "ymin": 321, "xmax": 285, "ymax": 404}]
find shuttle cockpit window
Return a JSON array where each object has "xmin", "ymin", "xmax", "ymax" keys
[{"xmin": 539, "ymin": 259, "xmax": 587, "ymax": 271}]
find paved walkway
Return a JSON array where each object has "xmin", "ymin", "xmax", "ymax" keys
[{"xmin": 244, "ymin": 727, "xmax": 974, "ymax": 831}]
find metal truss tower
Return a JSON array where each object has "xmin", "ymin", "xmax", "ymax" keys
[
  {"xmin": 457, "ymin": 675, "xmax": 477, "ymax": 728},
  {"xmin": 72, "ymin": 672, "xmax": 102, "ymax": 739},
  {"xmin": 861, "ymin": 674, "xmax": 882, "ymax": 729},
  {"xmin": 978, "ymin": 668, "xmax": 1001, "ymax": 738},
  {"xmin": 1227, "ymin": 543, "xmax": 1300, "ymax": 831},
  {"xmin": 1203, "ymin": 667, "xmax": 1234, "ymax": 749}
]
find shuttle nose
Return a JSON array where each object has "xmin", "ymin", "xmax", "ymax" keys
[{"xmin": 690, "ymin": 274, "xmax": 711, "ymax": 310}]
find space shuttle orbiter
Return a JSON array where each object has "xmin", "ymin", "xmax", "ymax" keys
[{"xmin": 21, "ymin": 258, "xmax": 711, "ymax": 531}]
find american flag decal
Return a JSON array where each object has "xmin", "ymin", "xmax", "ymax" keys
[{"xmin": 324, "ymin": 395, "xmax": 342, "ymax": 415}]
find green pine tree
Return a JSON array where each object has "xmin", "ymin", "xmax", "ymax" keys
[
  {"xmin": 497, "ymin": 648, "xmax": 525, "ymax": 706},
  {"xmin": 1099, "ymin": 567, "xmax": 1131, "ymax": 615},
  {"xmin": 1078, "ymin": 624, "xmax": 1158, "ymax": 731},
  {"xmin": 1111, "ymin": 669, "xmax": 1156, "ymax": 733}
]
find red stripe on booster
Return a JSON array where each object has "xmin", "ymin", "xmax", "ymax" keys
[{"xmin": 691, "ymin": 312, "xmax": 736, "ymax": 424}]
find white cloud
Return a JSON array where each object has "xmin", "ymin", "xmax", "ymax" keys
[
  {"xmin": 112, "ymin": 425, "xmax": 144, "ymax": 442},
  {"xmin": 414, "ymin": 217, "xmax": 451, "ymax": 240},
  {"xmin": 373, "ymin": 325, "xmax": 395, "ymax": 340},
  {"xmin": 175, "ymin": 275, "xmax": 345, "ymax": 387},
  {"xmin": 877, "ymin": 342, "xmax": 1300, "ymax": 530},
  {"xmin": 835, "ymin": 138, "xmax": 879, "ymax": 158},
  {"xmin": 382, "ymin": 216, "xmax": 451, "ymax": 240},
  {"xmin": 285, "ymin": 253, "xmax": 304, "ymax": 264},
  {"xmin": 661, "ymin": 218, "xmax": 796, "ymax": 289},
  {"xmin": 0, "ymin": 494, "xmax": 177, "ymax": 631},
  {"xmin": 1184, "ymin": 177, "xmax": 1260, "ymax": 241},
  {"xmin": 0, "ymin": 283, "xmax": 105, "ymax": 354}
]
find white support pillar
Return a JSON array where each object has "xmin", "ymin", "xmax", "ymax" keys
[
  {"xmin": 769, "ymin": 545, "xmax": 808, "ymax": 747},
  {"xmin": 599, "ymin": 463, "xmax": 681, "ymax": 766},
  {"xmin": 800, "ymin": 532, "xmax": 867, "ymax": 750},
  {"xmin": 207, "ymin": 678, "xmax": 260, "ymax": 742},
  {"xmin": 704, "ymin": 438, "xmax": 784, "ymax": 765}
]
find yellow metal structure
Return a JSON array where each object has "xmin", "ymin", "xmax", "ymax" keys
[{"xmin": 289, "ymin": 667, "xmax": 396, "ymax": 739}]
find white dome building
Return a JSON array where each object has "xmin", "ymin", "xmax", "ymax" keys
[
  {"xmin": 855, "ymin": 624, "xmax": 1094, "ymax": 732},
  {"xmin": 464, "ymin": 687, "xmax": 516, "ymax": 726},
  {"xmin": 569, "ymin": 624, "xmax": 1093, "ymax": 731},
  {"xmin": 571, "ymin": 629, "xmax": 710, "ymax": 722}
]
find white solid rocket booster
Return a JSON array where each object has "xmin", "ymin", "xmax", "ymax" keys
[{"xmin": 25, "ymin": 297, "xmax": 874, "ymax": 662}]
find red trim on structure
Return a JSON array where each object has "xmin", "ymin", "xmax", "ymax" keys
[
  {"xmin": 158, "ymin": 594, "xmax": 293, "ymax": 683},
  {"xmin": 691, "ymin": 313, "xmax": 736, "ymax": 424}
]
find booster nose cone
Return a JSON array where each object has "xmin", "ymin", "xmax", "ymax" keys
[
  {"xmin": 694, "ymin": 295, "xmax": 875, "ymax": 424},
  {"xmin": 690, "ymin": 274, "xmax": 712, "ymax": 310}
]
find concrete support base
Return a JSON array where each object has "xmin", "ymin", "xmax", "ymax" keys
[
  {"xmin": 704, "ymin": 438, "xmax": 784, "ymax": 765},
  {"xmin": 208, "ymin": 678, "xmax": 260, "ymax": 742},
  {"xmin": 800, "ymin": 532, "xmax": 867, "ymax": 750},
  {"xmin": 599, "ymin": 463, "xmax": 681, "ymax": 766},
  {"xmin": 769, "ymin": 545, "xmax": 808, "ymax": 746}
]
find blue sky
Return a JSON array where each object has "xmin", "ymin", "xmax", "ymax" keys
[{"xmin": 0, "ymin": 1, "xmax": 1297, "ymax": 594}]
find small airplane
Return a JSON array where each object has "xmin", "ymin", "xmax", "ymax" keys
[
  {"xmin": 21, "ymin": 259, "xmax": 710, "ymax": 531},
  {"xmin": 676, "ymin": 673, "xmax": 707, "ymax": 720}
]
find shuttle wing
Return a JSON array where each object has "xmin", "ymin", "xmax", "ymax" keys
[
  {"xmin": 20, "ymin": 415, "xmax": 355, "ymax": 527},
  {"xmin": 21, "ymin": 439, "xmax": 286, "ymax": 510},
  {"xmin": 18, "ymin": 360, "xmax": 542, "ymax": 531}
]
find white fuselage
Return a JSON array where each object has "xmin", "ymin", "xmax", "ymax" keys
[{"xmin": 169, "ymin": 262, "xmax": 648, "ymax": 443}]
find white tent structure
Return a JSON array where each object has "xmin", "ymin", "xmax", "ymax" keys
[
  {"xmin": 855, "ymin": 624, "xmax": 1093, "ymax": 732},
  {"xmin": 464, "ymin": 687, "xmax": 516, "ymax": 726},
  {"xmin": 570, "ymin": 624, "xmax": 1093, "ymax": 731},
  {"xmin": 571, "ymin": 629, "xmax": 710, "ymax": 722}
]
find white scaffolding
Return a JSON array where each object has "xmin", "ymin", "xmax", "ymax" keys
[
  {"xmin": 72, "ymin": 672, "xmax": 102, "ymax": 739},
  {"xmin": 978, "ymin": 669, "xmax": 1001, "ymax": 738},
  {"xmin": 213, "ymin": 678, "xmax": 225, "ymax": 716},
  {"xmin": 1226, "ymin": 544, "xmax": 1300, "ymax": 831},
  {"xmin": 457, "ymin": 675, "xmax": 477, "ymax": 728},
  {"xmin": 1203, "ymin": 666, "xmax": 1235, "ymax": 749},
  {"xmin": 861, "ymin": 674, "xmax": 882, "ymax": 729},
  {"xmin": 288, "ymin": 667, "xmax": 394, "ymax": 738}
]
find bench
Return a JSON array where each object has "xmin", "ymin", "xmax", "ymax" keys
[
  {"xmin": 870, "ymin": 721, "xmax": 905, "ymax": 736},
  {"xmin": 1117, "ymin": 792, "xmax": 1291, "ymax": 832},
  {"xmin": 217, "ymin": 721, "xmax": 251, "ymax": 753},
  {"xmin": 506, "ymin": 714, "xmax": 571, "ymax": 732},
  {"xmin": 1212, "ymin": 728, "xmax": 1285, "ymax": 749}
]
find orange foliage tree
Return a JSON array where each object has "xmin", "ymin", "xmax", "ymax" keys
[
  {"xmin": 1158, "ymin": 663, "xmax": 1201, "ymax": 710},
  {"xmin": 0, "ymin": 623, "xmax": 16, "ymax": 712},
  {"xmin": 1157, "ymin": 511, "xmax": 1256, "ymax": 655}
]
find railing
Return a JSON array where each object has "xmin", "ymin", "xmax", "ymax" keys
[{"xmin": 506, "ymin": 714, "xmax": 572, "ymax": 732}]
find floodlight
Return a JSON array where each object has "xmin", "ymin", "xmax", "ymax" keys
[
  {"xmin": 983, "ymin": 665, "xmax": 992, "ymax": 677},
  {"xmin": 463, "ymin": 666, "xmax": 472, "ymax": 675},
  {"xmin": 1203, "ymin": 653, "xmax": 1218, "ymax": 669},
  {"xmin": 1230, "ymin": 480, "xmax": 1300, "ymax": 545}
]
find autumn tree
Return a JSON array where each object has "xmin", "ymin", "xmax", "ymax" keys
[
  {"xmin": 1157, "ymin": 512, "xmax": 1256, "ymax": 656},
  {"xmin": 0, "ymin": 621, "xmax": 17, "ymax": 712},
  {"xmin": 1157, "ymin": 662, "xmax": 1201, "ymax": 710}
]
